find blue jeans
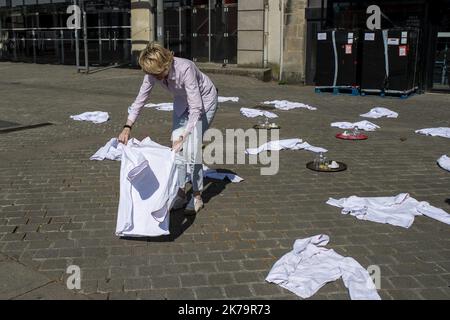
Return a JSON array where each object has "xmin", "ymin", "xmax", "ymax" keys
[{"xmin": 172, "ymin": 100, "xmax": 217, "ymax": 193}]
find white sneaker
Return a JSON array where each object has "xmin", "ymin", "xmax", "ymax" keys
[
  {"xmin": 185, "ymin": 197, "xmax": 204, "ymax": 214},
  {"xmin": 172, "ymin": 195, "xmax": 188, "ymax": 210}
]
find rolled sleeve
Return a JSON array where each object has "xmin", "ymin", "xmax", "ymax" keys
[
  {"xmin": 127, "ymin": 75, "xmax": 155, "ymax": 124},
  {"xmin": 182, "ymin": 66, "xmax": 204, "ymax": 136}
]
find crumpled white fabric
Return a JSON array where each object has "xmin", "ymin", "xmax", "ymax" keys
[
  {"xmin": 331, "ymin": 120, "xmax": 380, "ymax": 132},
  {"xmin": 245, "ymin": 138, "xmax": 328, "ymax": 155},
  {"xmin": 437, "ymin": 155, "xmax": 450, "ymax": 172},
  {"xmin": 266, "ymin": 234, "xmax": 381, "ymax": 300},
  {"xmin": 143, "ymin": 102, "xmax": 174, "ymax": 111},
  {"xmin": 90, "ymin": 138, "xmax": 124, "ymax": 161},
  {"xmin": 218, "ymin": 96, "xmax": 239, "ymax": 103},
  {"xmin": 70, "ymin": 111, "xmax": 109, "ymax": 124},
  {"xmin": 240, "ymin": 107, "xmax": 278, "ymax": 119},
  {"xmin": 203, "ymin": 165, "xmax": 244, "ymax": 183},
  {"xmin": 263, "ymin": 100, "xmax": 317, "ymax": 111},
  {"xmin": 116, "ymin": 137, "xmax": 180, "ymax": 237},
  {"xmin": 360, "ymin": 107, "xmax": 398, "ymax": 119},
  {"xmin": 415, "ymin": 127, "xmax": 450, "ymax": 139},
  {"xmin": 327, "ymin": 193, "xmax": 450, "ymax": 228}
]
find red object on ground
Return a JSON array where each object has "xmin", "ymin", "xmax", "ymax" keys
[{"xmin": 335, "ymin": 133, "xmax": 368, "ymax": 140}]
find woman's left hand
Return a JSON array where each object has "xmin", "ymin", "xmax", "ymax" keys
[{"xmin": 172, "ymin": 135, "xmax": 184, "ymax": 153}]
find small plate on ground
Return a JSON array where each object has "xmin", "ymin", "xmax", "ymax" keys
[
  {"xmin": 306, "ymin": 161, "xmax": 347, "ymax": 172},
  {"xmin": 336, "ymin": 133, "xmax": 368, "ymax": 140}
]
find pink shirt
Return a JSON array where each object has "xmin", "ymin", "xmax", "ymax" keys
[{"xmin": 128, "ymin": 57, "xmax": 217, "ymax": 135}]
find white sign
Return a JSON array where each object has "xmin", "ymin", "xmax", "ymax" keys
[
  {"xmin": 388, "ymin": 38, "xmax": 400, "ymax": 45},
  {"xmin": 366, "ymin": 5, "xmax": 381, "ymax": 30},
  {"xmin": 345, "ymin": 44, "xmax": 352, "ymax": 55},
  {"xmin": 318, "ymin": 33, "xmax": 327, "ymax": 41},
  {"xmin": 401, "ymin": 38, "xmax": 408, "ymax": 44},
  {"xmin": 401, "ymin": 32, "xmax": 408, "ymax": 38},
  {"xmin": 399, "ymin": 46, "xmax": 407, "ymax": 57},
  {"xmin": 348, "ymin": 33, "xmax": 354, "ymax": 39},
  {"xmin": 348, "ymin": 39, "xmax": 354, "ymax": 44},
  {"xmin": 365, "ymin": 33, "xmax": 375, "ymax": 41}
]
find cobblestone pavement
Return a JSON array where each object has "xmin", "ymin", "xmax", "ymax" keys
[{"xmin": 0, "ymin": 62, "xmax": 449, "ymax": 300}]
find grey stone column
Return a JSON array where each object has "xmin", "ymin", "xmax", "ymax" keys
[
  {"xmin": 282, "ymin": 0, "xmax": 307, "ymax": 83},
  {"xmin": 131, "ymin": 0, "xmax": 156, "ymax": 67},
  {"xmin": 237, "ymin": 0, "xmax": 265, "ymax": 67}
]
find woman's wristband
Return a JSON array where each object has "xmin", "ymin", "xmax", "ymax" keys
[{"xmin": 123, "ymin": 125, "xmax": 132, "ymax": 130}]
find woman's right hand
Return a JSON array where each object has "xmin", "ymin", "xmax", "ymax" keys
[{"xmin": 118, "ymin": 127, "xmax": 131, "ymax": 145}]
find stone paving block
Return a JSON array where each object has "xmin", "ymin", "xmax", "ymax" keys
[
  {"xmin": 387, "ymin": 276, "xmax": 424, "ymax": 289},
  {"xmin": 190, "ymin": 262, "xmax": 218, "ymax": 274},
  {"xmin": 137, "ymin": 289, "xmax": 166, "ymax": 300},
  {"xmin": 108, "ymin": 291, "xmax": 138, "ymax": 300},
  {"xmin": 124, "ymin": 278, "xmax": 152, "ymax": 292},
  {"xmin": 194, "ymin": 286, "xmax": 225, "ymax": 300},
  {"xmin": 151, "ymin": 276, "xmax": 181, "ymax": 290},
  {"xmin": 165, "ymin": 288, "xmax": 196, "ymax": 300},
  {"xmin": 384, "ymin": 289, "xmax": 423, "ymax": 300},
  {"xmin": 180, "ymin": 274, "xmax": 209, "ymax": 288},
  {"xmin": 208, "ymin": 273, "xmax": 235, "ymax": 286},
  {"xmin": 251, "ymin": 283, "xmax": 283, "ymax": 296},
  {"xmin": 224, "ymin": 284, "xmax": 253, "ymax": 298}
]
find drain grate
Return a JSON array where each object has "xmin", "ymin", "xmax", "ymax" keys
[{"xmin": 0, "ymin": 121, "xmax": 54, "ymax": 134}]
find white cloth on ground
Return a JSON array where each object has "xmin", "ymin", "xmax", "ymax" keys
[
  {"xmin": 203, "ymin": 165, "xmax": 244, "ymax": 183},
  {"xmin": 326, "ymin": 193, "xmax": 450, "ymax": 228},
  {"xmin": 240, "ymin": 107, "xmax": 278, "ymax": 119},
  {"xmin": 245, "ymin": 138, "xmax": 327, "ymax": 155},
  {"xmin": 218, "ymin": 96, "xmax": 239, "ymax": 103},
  {"xmin": 70, "ymin": 111, "xmax": 109, "ymax": 124},
  {"xmin": 116, "ymin": 137, "xmax": 180, "ymax": 237},
  {"xmin": 437, "ymin": 155, "xmax": 450, "ymax": 172},
  {"xmin": 263, "ymin": 100, "xmax": 317, "ymax": 111},
  {"xmin": 415, "ymin": 127, "xmax": 450, "ymax": 139},
  {"xmin": 360, "ymin": 107, "xmax": 398, "ymax": 119},
  {"xmin": 266, "ymin": 234, "xmax": 381, "ymax": 300},
  {"xmin": 143, "ymin": 102, "xmax": 174, "ymax": 111},
  {"xmin": 331, "ymin": 120, "xmax": 380, "ymax": 131}
]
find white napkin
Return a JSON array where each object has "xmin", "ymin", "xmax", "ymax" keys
[
  {"xmin": 240, "ymin": 107, "xmax": 278, "ymax": 119},
  {"xmin": 70, "ymin": 111, "xmax": 109, "ymax": 124},
  {"xmin": 263, "ymin": 100, "xmax": 317, "ymax": 111}
]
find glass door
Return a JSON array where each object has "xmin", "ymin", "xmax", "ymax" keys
[
  {"xmin": 432, "ymin": 32, "xmax": 450, "ymax": 91},
  {"xmin": 164, "ymin": 0, "xmax": 191, "ymax": 59},
  {"xmin": 211, "ymin": 0, "xmax": 237, "ymax": 64},
  {"xmin": 191, "ymin": 0, "xmax": 209, "ymax": 62}
]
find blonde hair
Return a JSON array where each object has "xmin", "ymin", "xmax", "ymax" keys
[{"xmin": 139, "ymin": 42, "xmax": 174, "ymax": 75}]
